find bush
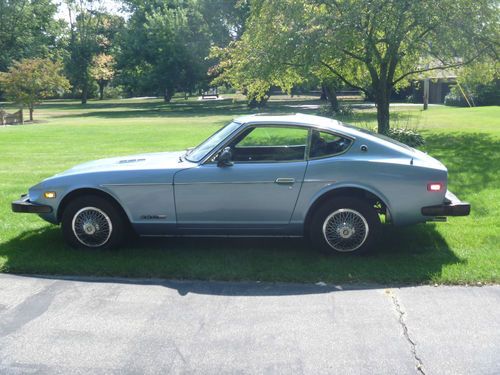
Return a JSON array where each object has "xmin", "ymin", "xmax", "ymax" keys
[
  {"xmin": 317, "ymin": 103, "xmax": 353, "ymax": 118},
  {"xmin": 217, "ymin": 86, "xmax": 236, "ymax": 95},
  {"xmin": 317, "ymin": 103, "xmax": 335, "ymax": 117},
  {"xmin": 386, "ymin": 127, "xmax": 425, "ymax": 148},
  {"xmin": 444, "ymin": 86, "xmax": 474, "ymax": 107},
  {"xmin": 104, "ymin": 85, "xmax": 125, "ymax": 99},
  {"xmin": 475, "ymin": 80, "xmax": 500, "ymax": 106},
  {"xmin": 445, "ymin": 81, "xmax": 499, "ymax": 107}
]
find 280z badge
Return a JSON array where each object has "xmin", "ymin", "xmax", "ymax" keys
[{"xmin": 140, "ymin": 215, "xmax": 167, "ymax": 220}]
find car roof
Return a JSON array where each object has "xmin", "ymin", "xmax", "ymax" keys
[{"xmin": 234, "ymin": 113, "xmax": 355, "ymax": 135}]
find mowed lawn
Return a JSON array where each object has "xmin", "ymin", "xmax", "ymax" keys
[{"xmin": 0, "ymin": 97, "xmax": 499, "ymax": 284}]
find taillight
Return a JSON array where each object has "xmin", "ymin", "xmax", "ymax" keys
[{"xmin": 427, "ymin": 182, "xmax": 444, "ymax": 192}]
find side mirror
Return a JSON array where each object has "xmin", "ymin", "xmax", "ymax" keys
[{"xmin": 217, "ymin": 147, "xmax": 233, "ymax": 167}]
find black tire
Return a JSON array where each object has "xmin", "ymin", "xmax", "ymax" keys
[
  {"xmin": 310, "ymin": 196, "xmax": 380, "ymax": 255},
  {"xmin": 61, "ymin": 195, "xmax": 126, "ymax": 249}
]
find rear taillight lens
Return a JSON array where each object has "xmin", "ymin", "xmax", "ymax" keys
[{"xmin": 427, "ymin": 182, "xmax": 444, "ymax": 192}]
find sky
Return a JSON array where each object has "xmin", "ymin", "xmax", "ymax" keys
[{"xmin": 55, "ymin": 0, "xmax": 127, "ymax": 22}]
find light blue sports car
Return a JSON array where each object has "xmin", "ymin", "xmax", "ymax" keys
[{"xmin": 12, "ymin": 114, "xmax": 470, "ymax": 254}]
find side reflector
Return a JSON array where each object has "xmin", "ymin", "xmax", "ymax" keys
[{"xmin": 427, "ymin": 183, "xmax": 443, "ymax": 192}]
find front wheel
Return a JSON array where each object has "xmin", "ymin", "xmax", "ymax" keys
[
  {"xmin": 310, "ymin": 197, "xmax": 380, "ymax": 255},
  {"xmin": 61, "ymin": 195, "xmax": 125, "ymax": 249}
]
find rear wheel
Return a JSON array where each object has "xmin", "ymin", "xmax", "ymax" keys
[
  {"xmin": 310, "ymin": 197, "xmax": 380, "ymax": 255},
  {"xmin": 61, "ymin": 195, "xmax": 125, "ymax": 249}
]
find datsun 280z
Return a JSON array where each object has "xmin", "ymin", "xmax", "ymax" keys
[{"xmin": 12, "ymin": 114, "xmax": 470, "ymax": 254}]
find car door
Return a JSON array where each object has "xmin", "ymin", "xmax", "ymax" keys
[{"xmin": 174, "ymin": 125, "xmax": 309, "ymax": 230}]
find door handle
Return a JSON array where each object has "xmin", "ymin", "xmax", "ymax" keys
[{"xmin": 275, "ymin": 178, "xmax": 295, "ymax": 185}]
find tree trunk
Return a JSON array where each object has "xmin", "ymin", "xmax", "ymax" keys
[
  {"xmin": 29, "ymin": 106, "xmax": 34, "ymax": 122},
  {"xmin": 375, "ymin": 93, "xmax": 390, "ymax": 134},
  {"xmin": 81, "ymin": 84, "xmax": 88, "ymax": 104},
  {"xmin": 324, "ymin": 83, "xmax": 339, "ymax": 112},
  {"xmin": 164, "ymin": 88, "xmax": 174, "ymax": 103},
  {"xmin": 99, "ymin": 81, "xmax": 105, "ymax": 100},
  {"xmin": 320, "ymin": 85, "xmax": 328, "ymax": 101},
  {"xmin": 423, "ymin": 78, "xmax": 429, "ymax": 110}
]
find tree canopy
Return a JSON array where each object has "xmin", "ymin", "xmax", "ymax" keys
[
  {"xmin": 0, "ymin": 58, "xmax": 70, "ymax": 120},
  {"xmin": 215, "ymin": 0, "xmax": 499, "ymax": 132},
  {"xmin": 90, "ymin": 53, "xmax": 116, "ymax": 100},
  {"xmin": 117, "ymin": 0, "xmax": 248, "ymax": 101},
  {"xmin": 65, "ymin": 0, "xmax": 125, "ymax": 104},
  {"xmin": 0, "ymin": 0, "xmax": 64, "ymax": 72},
  {"xmin": 0, "ymin": 0, "xmax": 498, "ymax": 114}
]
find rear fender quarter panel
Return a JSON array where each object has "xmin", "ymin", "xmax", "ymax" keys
[{"xmin": 293, "ymin": 158, "xmax": 447, "ymax": 226}]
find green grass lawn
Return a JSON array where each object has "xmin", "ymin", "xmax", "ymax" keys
[{"xmin": 0, "ymin": 97, "xmax": 499, "ymax": 284}]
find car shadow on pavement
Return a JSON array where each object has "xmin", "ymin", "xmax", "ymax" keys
[{"xmin": 0, "ymin": 222, "xmax": 463, "ymax": 292}]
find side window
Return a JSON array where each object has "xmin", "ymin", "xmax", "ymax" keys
[
  {"xmin": 231, "ymin": 126, "xmax": 308, "ymax": 162},
  {"xmin": 309, "ymin": 130, "xmax": 352, "ymax": 158}
]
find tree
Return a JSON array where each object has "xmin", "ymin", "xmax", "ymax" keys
[
  {"xmin": 200, "ymin": 0, "xmax": 250, "ymax": 46},
  {"xmin": 90, "ymin": 53, "xmax": 115, "ymax": 99},
  {"xmin": 457, "ymin": 58, "xmax": 499, "ymax": 103},
  {"xmin": 0, "ymin": 58, "xmax": 70, "ymax": 121},
  {"xmin": 65, "ymin": 1, "xmax": 123, "ymax": 104},
  {"xmin": 0, "ymin": 0, "xmax": 64, "ymax": 72},
  {"xmin": 217, "ymin": 0, "xmax": 499, "ymax": 133},
  {"xmin": 118, "ymin": 0, "xmax": 249, "ymax": 100},
  {"xmin": 118, "ymin": 0, "xmax": 212, "ymax": 102},
  {"xmin": 210, "ymin": 41, "xmax": 306, "ymax": 107}
]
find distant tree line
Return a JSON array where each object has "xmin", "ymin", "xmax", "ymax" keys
[
  {"xmin": 0, "ymin": 0, "xmax": 498, "ymax": 130},
  {"xmin": 0, "ymin": 0, "xmax": 249, "ymax": 106}
]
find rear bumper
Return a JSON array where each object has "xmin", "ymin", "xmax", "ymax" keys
[
  {"xmin": 421, "ymin": 191, "xmax": 470, "ymax": 217},
  {"xmin": 12, "ymin": 194, "xmax": 53, "ymax": 214}
]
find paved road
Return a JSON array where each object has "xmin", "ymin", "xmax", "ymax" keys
[
  {"xmin": 0, "ymin": 274, "xmax": 498, "ymax": 374},
  {"xmin": 285, "ymin": 103, "xmax": 439, "ymax": 110}
]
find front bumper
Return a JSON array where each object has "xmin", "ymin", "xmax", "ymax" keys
[
  {"xmin": 421, "ymin": 190, "xmax": 470, "ymax": 217},
  {"xmin": 12, "ymin": 194, "xmax": 53, "ymax": 214}
]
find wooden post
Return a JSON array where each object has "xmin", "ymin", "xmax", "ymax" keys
[
  {"xmin": 19, "ymin": 109, "xmax": 24, "ymax": 124},
  {"xmin": 0, "ymin": 110, "xmax": 5, "ymax": 126},
  {"xmin": 423, "ymin": 78, "xmax": 429, "ymax": 110},
  {"xmin": 457, "ymin": 82, "xmax": 473, "ymax": 107}
]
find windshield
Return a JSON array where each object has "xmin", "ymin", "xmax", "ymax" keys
[{"xmin": 185, "ymin": 121, "xmax": 242, "ymax": 162}]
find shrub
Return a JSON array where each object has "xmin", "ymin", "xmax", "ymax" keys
[
  {"xmin": 475, "ymin": 80, "xmax": 500, "ymax": 106},
  {"xmin": 444, "ymin": 86, "xmax": 475, "ymax": 107},
  {"xmin": 217, "ymin": 86, "xmax": 236, "ymax": 95},
  {"xmin": 104, "ymin": 85, "xmax": 125, "ymax": 99},
  {"xmin": 386, "ymin": 127, "xmax": 425, "ymax": 148},
  {"xmin": 317, "ymin": 103, "xmax": 353, "ymax": 118},
  {"xmin": 445, "ymin": 81, "xmax": 499, "ymax": 107}
]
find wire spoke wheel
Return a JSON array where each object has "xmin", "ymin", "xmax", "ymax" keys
[
  {"xmin": 72, "ymin": 206, "xmax": 113, "ymax": 248},
  {"xmin": 322, "ymin": 208, "xmax": 369, "ymax": 252}
]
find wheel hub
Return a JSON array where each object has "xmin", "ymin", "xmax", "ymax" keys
[
  {"xmin": 83, "ymin": 222, "xmax": 98, "ymax": 235},
  {"xmin": 338, "ymin": 224, "xmax": 355, "ymax": 239}
]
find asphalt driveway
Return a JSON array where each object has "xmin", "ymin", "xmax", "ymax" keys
[{"xmin": 0, "ymin": 274, "xmax": 498, "ymax": 374}]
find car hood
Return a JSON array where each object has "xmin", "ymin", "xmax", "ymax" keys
[{"xmin": 52, "ymin": 151, "xmax": 188, "ymax": 178}]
